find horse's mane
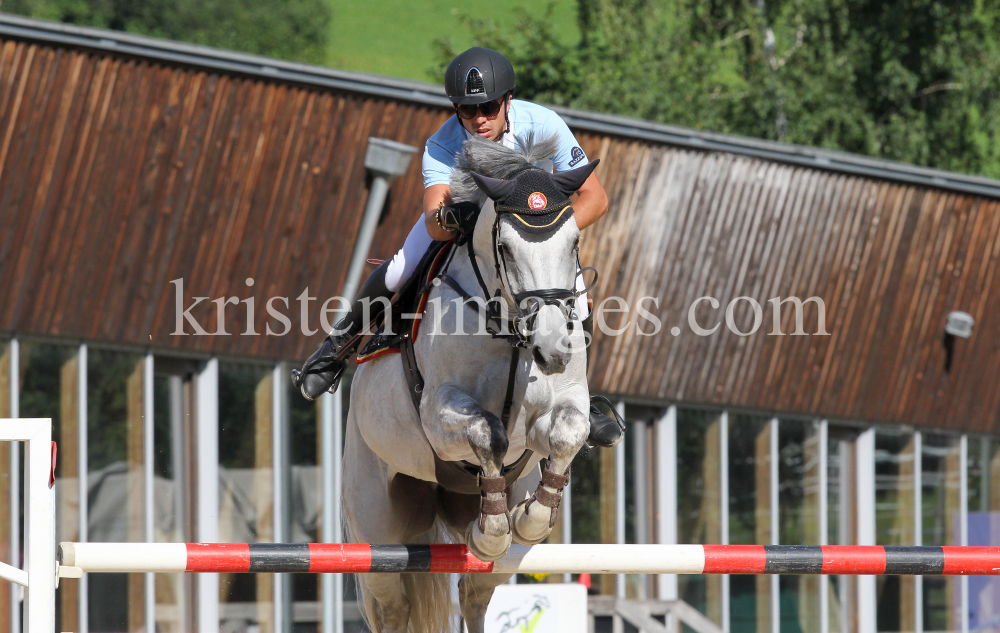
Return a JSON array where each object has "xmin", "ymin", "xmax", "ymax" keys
[{"xmin": 449, "ymin": 131, "xmax": 560, "ymax": 203}]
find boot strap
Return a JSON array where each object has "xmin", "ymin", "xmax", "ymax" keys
[
  {"xmin": 526, "ymin": 464, "xmax": 570, "ymax": 528},
  {"xmin": 478, "ymin": 474, "xmax": 507, "ymax": 494},
  {"xmin": 532, "ymin": 486, "xmax": 562, "ymax": 509},
  {"xmin": 540, "ymin": 465, "xmax": 570, "ymax": 490},
  {"xmin": 478, "ymin": 474, "xmax": 511, "ymax": 534},
  {"xmin": 480, "ymin": 498, "xmax": 509, "ymax": 515}
]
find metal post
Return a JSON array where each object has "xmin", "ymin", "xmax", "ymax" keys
[
  {"xmin": 615, "ymin": 401, "xmax": 626, "ymax": 599},
  {"xmin": 914, "ymin": 431, "xmax": 922, "ymax": 633},
  {"xmin": 613, "ymin": 401, "xmax": 626, "ymax": 633},
  {"xmin": 633, "ymin": 419, "xmax": 648, "ymax": 600},
  {"xmin": 837, "ymin": 439, "xmax": 851, "ymax": 633},
  {"xmin": 321, "ymin": 390, "xmax": 344, "ymax": 633},
  {"xmin": 318, "ymin": 137, "xmax": 415, "ymax": 631},
  {"xmin": 333, "ymin": 388, "xmax": 343, "ymax": 633},
  {"xmin": 321, "ymin": 393, "xmax": 334, "ymax": 633},
  {"xmin": 656, "ymin": 406, "xmax": 677, "ymax": 602},
  {"xmin": 561, "ymin": 477, "xmax": 572, "ymax": 583},
  {"xmin": 856, "ymin": 428, "xmax": 876, "ymax": 633},
  {"xmin": 770, "ymin": 418, "xmax": 779, "ymax": 633},
  {"xmin": 272, "ymin": 363, "xmax": 288, "ymax": 633},
  {"xmin": 144, "ymin": 353, "xmax": 155, "ymax": 633},
  {"xmin": 168, "ymin": 377, "xmax": 185, "ymax": 535},
  {"xmin": 959, "ymin": 434, "xmax": 969, "ymax": 633},
  {"xmin": 9, "ymin": 339, "xmax": 20, "ymax": 633},
  {"xmin": 818, "ymin": 421, "xmax": 829, "ymax": 633},
  {"xmin": 196, "ymin": 359, "xmax": 219, "ymax": 633},
  {"xmin": 77, "ymin": 345, "xmax": 89, "ymax": 633},
  {"xmin": 720, "ymin": 411, "xmax": 730, "ymax": 633},
  {"xmin": 337, "ymin": 138, "xmax": 418, "ymax": 313}
]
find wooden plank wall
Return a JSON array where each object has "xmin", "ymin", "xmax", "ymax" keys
[
  {"xmin": 2, "ymin": 36, "xmax": 999, "ymax": 432},
  {"xmin": 0, "ymin": 37, "xmax": 447, "ymax": 359},
  {"xmin": 577, "ymin": 136, "xmax": 1000, "ymax": 432}
]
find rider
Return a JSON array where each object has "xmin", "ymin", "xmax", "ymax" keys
[{"xmin": 293, "ymin": 47, "xmax": 624, "ymax": 448}]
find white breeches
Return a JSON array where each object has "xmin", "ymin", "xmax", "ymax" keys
[
  {"xmin": 385, "ymin": 216, "xmax": 435, "ymax": 293},
  {"xmin": 384, "ymin": 215, "xmax": 590, "ymax": 320}
]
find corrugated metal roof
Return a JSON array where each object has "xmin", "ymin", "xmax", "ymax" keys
[{"xmin": 2, "ymin": 12, "xmax": 999, "ymax": 200}]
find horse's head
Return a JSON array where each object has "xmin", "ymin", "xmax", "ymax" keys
[{"xmin": 469, "ymin": 159, "xmax": 599, "ymax": 375}]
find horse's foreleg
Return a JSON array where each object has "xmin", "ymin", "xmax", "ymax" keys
[
  {"xmin": 511, "ymin": 402, "xmax": 588, "ymax": 545},
  {"xmin": 431, "ymin": 385, "xmax": 513, "ymax": 562}
]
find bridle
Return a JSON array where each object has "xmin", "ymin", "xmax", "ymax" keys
[{"xmin": 437, "ymin": 193, "xmax": 596, "ymax": 349}]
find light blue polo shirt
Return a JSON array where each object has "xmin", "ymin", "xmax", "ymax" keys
[{"xmin": 422, "ymin": 100, "xmax": 589, "ymax": 188}]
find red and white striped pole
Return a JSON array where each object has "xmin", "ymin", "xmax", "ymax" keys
[{"xmin": 60, "ymin": 543, "xmax": 1000, "ymax": 576}]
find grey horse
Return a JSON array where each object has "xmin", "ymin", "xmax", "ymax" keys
[{"xmin": 343, "ymin": 133, "xmax": 596, "ymax": 633}]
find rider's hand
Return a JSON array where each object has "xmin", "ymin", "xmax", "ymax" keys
[{"xmin": 438, "ymin": 202, "xmax": 480, "ymax": 243}]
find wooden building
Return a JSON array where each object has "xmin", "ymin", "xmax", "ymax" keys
[{"xmin": 2, "ymin": 13, "xmax": 1000, "ymax": 633}]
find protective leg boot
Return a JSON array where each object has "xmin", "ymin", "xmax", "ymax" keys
[
  {"xmin": 291, "ymin": 261, "xmax": 394, "ymax": 400},
  {"xmin": 582, "ymin": 311, "xmax": 625, "ymax": 448}
]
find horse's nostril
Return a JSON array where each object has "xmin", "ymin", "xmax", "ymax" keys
[{"xmin": 533, "ymin": 346, "xmax": 546, "ymax": 366}]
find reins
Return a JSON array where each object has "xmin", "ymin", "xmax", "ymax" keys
[{"xmin": 438, "ymin": 203, "xmax": 596, "ymax": 350}]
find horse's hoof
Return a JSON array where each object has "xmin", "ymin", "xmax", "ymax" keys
[
  {"xmin": 466, "ymin": 520, "xmax": 512, "ymax": 562},
  {"xmin": 510, "ymin": 499, "xmax": 552, "ymax": 546}
]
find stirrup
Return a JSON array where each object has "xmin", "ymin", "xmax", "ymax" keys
[{"xmin": 291, "ymin": 337, "xmax": 350, "ymax": 401}]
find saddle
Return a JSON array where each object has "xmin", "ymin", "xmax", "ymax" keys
[
  {"xmin": 355, "ymin": 240, "xmax": 453, "ymax": 366},
  {"xmin": 356, "ymin": 240, "xmax": 533, "ymax": 495}
]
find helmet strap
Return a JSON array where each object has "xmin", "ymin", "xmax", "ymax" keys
[{"xmin": 497, "ymin": 92, "xmax": 512, "ymax": 143}]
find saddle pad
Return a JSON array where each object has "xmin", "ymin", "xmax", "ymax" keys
[{"xmin": 356, "ymin": 241, "xmax": 454, "ymax": 364}]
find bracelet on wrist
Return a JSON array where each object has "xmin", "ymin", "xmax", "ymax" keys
[{"xmin": 435, "ymin": 205, "xmax": 453, "ymax": 233}]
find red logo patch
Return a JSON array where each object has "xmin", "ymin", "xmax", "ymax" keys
[{"xmin": 527, "ymin": 192, "xmax": 547, "ymax": 210}]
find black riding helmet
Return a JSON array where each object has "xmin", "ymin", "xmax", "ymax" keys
[{"xmin": 445, "ymin": 47, "xmax": 516, "ymax": 104}]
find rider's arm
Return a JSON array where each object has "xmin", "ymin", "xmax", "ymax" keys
[
  {"xmin": 423, "ymin": 184, "xmax": 455, "ymax": 241},
  {"xmin": 572, "ymin": 171, "xmax": 609, "ymax": 230}
]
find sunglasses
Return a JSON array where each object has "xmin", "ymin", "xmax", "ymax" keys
[{"xmin": 454, "ymin": 95, "xmax": 508, "ymax": 120}]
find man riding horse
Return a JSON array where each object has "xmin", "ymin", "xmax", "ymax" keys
[{"xmin": 292, "ymin": 47, "xmax": 623, "ymax": 449}]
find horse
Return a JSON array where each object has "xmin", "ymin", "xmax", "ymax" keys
[{"xmin": 343, "ymin": 132, "xmax": 598, "ymax": 633}]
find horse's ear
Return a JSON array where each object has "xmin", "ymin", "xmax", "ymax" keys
[
  {"xmin": 551, "ymin": 159, "xmax": 600, "ymax": 195},
  {"xmin": 470, "ymin": 172, "xmax": 516, "ymax": 202}
]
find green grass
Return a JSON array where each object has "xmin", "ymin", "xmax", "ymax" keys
[{"xmin": 324, "ymin": 0, "xmax": 579, "ymax": 82}]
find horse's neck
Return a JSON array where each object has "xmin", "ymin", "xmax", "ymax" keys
[{"xmin": 449, "ymin": 238, "xmax": 505, "ymax": 307}]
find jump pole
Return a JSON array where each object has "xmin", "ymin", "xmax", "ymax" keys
[{"xmin": 60, "ymin": 542, "xmax": 1000, "ymax": 576}]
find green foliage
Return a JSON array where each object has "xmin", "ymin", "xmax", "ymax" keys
[
  {"xmin": 437, "ymin": 0, "xmax": 1000, "ymax": 178},
  {"xmin": 3, "ymin": 0, "xmax": 331, "ymax": 64},
  {"xmin": 328, "ymin": 0, "xmax": 579, "ymax": 84},
  {"xmin": 432, "ymin": 4, "xmax": 583, "ymax": 107}
]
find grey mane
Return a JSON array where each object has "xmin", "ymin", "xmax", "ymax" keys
[{"xmin": 449, "ymin": 131, "xmax": 561, "ymax": 203}]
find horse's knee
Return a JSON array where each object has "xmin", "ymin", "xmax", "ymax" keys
[
  {"xmin": 547, "ymin": 402, "xmax": 589, "ymax": 469},
  {"xmin": 465, "ymin": 412, "xmax": 508, "ymax": 474}
]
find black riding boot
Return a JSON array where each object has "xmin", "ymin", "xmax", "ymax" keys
[
  {"xmin": 292, "ymin": 261, "xmax": 394, "ymax": 400},
  {"xmin": 583, "ymin": 311, "xmax": 625, "ymax": 448}
]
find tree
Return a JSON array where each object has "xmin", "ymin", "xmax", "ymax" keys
[
  {"xmin": 436, "ymin": 0, "xmax": 1000, "ymax": 178},
  {"xmin": 3, "ymin": 0, "xmax": 331, "ymax": 65}
]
